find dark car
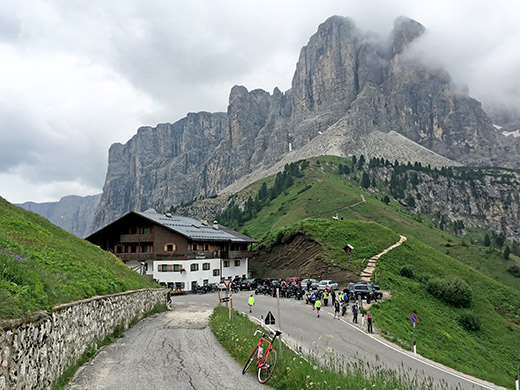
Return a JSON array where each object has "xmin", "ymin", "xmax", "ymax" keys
[
  {"xmin": 240, "ymin": 278, "xmax": 260, "ymax": 290},
  {"xmin": 372, "ymin": 285, "xmax": 383, "ymax": 300},
  {"xmin": 351, "ymin": 283, "xmax": 373, "ymax": 300}
]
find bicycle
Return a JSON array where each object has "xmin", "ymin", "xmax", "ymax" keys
[{"xmin": 242, "ymin": 329, "xmax": 282, "ymax": 383}]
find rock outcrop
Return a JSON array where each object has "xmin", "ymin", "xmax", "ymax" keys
[{"xmin": 90, "ymin": 15, "xmax": 519, "ymax": 232}]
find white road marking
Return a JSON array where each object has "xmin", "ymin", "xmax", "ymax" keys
[{"xmin": 326, "ymin": 312, "xmax": 496, "ymax": 390}]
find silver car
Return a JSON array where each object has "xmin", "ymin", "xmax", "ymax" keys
[
  {"xmin": 317, "ymin": 280, "xmax": 339, "ymax": 291},
  {"xmin": 301, "ymin": 278, "xmax": 319, "ymax": 289}
]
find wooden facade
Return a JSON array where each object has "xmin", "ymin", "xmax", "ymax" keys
[{"xmin": 86, "ymin": 211, "xmax": 255, "ymax": 291}]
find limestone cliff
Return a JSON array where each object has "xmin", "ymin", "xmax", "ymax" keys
[
  {"xmin": 17, "ymin": 194, "xmax": 101, "ymax": 238},
  {"xmin": 91, "ymin": 15, "xmax": 519, "ymax": 232}
]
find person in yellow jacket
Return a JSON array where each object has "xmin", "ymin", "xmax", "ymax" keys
[
  {"xmin": 314, "ymin": 299, "xmax": 322, "ymax": 318},
  {"xmin": 248, "ymin": 294, "xmax": 255, "ymax": 313},
  {"xmin": 323, "ymin": 290, "xmax": 329, "ymax": 306}
]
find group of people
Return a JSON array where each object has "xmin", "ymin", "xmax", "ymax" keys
[
  {"xmin": 309, "ymin": 289, "xmax": 373, "ymax": 333},
  {"xmin": 245, "ymin": 285, "xmax": 374, "ymax": 334}
]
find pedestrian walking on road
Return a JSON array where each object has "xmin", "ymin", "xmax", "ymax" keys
[
  {"xmin": 323, "ymin": 290, "xmax": 329, "ymax": 306},
  {"xmin": 352, "ymin": 303, "xmax": 358, "ymax": 323},
  {"xmin": 315, "ymin": 299, "xmax": 322, "ymax": 318},
  {"xmin": 310, "ymin": 292, "xmax": 316, "ymax": 309},
  {"xmin": 333, "ymin": 299, "xmax": 340, "ymax": 320},
  {"xmin": 331, "ymin": 290, "xmax": 336, "ymax": 305},
  {"xmin": 248, "ymin": 295, "xmax": 255, "ymax": 313},
  {"xmin": 367, "ymin": 312, "xmax": 373, "ymax": 333}
]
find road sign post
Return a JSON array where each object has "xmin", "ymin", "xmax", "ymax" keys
[
  {"xmin": 410, "ymin": 314, "xmax": 418, "ymax": 355},
  {"xmin": 277, "ymin": 287, "xmax": 282, "ymax": 358}
]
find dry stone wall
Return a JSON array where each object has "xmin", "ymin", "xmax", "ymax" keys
[{"xmin": 0, "ymin": 288, "xmax": 165, "ymax": 390}]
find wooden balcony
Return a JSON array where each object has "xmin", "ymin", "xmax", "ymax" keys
[
  {"xmin": 120, "ymin": 233, "xmax": 154, "ymax": 243},
  {"xmin": 187, "ymin": 250, "xmax": 215, "ymax": 259},
  {"xmin": 223, "ymin": 250, "xmax": 253, "ymax": 259},
  {"xmin": 117, "ymin": 253, "xmax": 155, "ymax": 261}
]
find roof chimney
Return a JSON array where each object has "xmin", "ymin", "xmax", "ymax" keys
[{"xmin": 213, "ymin": 220, "xmax": 219, "ymax": 229}]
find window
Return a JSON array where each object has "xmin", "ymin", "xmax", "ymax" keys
[
  {"xmin": 223, "ymin": 260, "xmax": 230, "ymax": 268},
  {"xmin": 213, "ymin": 269, "xmax": 220, "ymax": 277},
  {"xmin": 173, "ymin": 264, "xmax": 181, "ymax": 272},
  {"xmin": 203, "ymin": 279, "xmax": 209, "ymax": 286},
  {"xmin": 115, "ymin": 245, "xmax": 123, "ymax": 253},
  {"xmin": 192, "ymin": 243, "xmax": 198, "ymax": 251},
  {"xmin": 204, "ymin": 244, "xmax": 209, "ymax": 251},
  {"xmin": 158, "ymin": 264, "xmax": 173, "ymax": 272},
  {"xmin": 164, "ymin": 243, "xmax": 176, "ymax": 253},
  {"xmin": 202, "ymin": 263, "xmax": 210, "ymax": 270},
  {"xmin": 190, "ymin": 263, "xmax": 199, "ymax": 272},
  {"xmin": 234, "ymin": 259, "xmax": 241, "ymax": 267},
  {"xmin": 142, "ymin": 227, "xmax": 150, "ymax": 234},
  {"xmin": 129, "ymin": 227, "xmax": 137, "ymax": 234}
]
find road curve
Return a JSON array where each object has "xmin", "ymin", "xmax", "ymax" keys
[{"xmin": 178, "ymin": 291, "xmax": 506, "ymax": 390}]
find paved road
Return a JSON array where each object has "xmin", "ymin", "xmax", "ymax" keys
[
  {"xmin": 178, "ymin": 291, "xmax": 505, "ymax": 390},
  {"xmin": 67, "ymin": 303, "xmax": 266, "ymax": 390},
  {"xmin": 68, "ymin": 291, "xmax": 505, "ymax": 390}
]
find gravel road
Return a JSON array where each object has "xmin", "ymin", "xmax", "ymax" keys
[{"xmin": 67, "ymin": 302, "xmax": 266, "ymax": 390}]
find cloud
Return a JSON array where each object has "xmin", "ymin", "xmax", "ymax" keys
[{"xmin": 1, "ymin": 0, "xmax": 519, "ymax": 203}]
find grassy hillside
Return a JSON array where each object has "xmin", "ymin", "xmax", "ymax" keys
[
  {"xmin": 259, "ymin": 218, "xmax": 400, "ymax": 274},
  {"xmin": 214, "ymin": 156, "xmax": 520, "ymax": 387},
  {"xmin": 0, "ymin": 197, "xmax": 157, "ymax": 320},
  {"xmin": 371, "ymin": 236, "xmax": 520, "ymax": 388},
  {"xmin": 220, "ymin": 156, "xmax": 520, "ymax": 292}
]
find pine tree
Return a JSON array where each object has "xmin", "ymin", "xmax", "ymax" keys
[
  {"xmin": 483, "ymin": 234, "xmax": 491, "ymax": 247},
  {"xmin": 361, "ymin": 172, "xmax": 370, "ymax": 188},
  {"xmin": 504, "ymin": 245, "xmax": 511, "ymax": 259}
]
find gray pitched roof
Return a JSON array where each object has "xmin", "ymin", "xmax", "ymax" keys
[{"xmin": 135, "ymin": 211, "xmax": 256, "ymax": 243}]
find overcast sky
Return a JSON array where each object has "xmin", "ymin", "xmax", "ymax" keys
[{"xmin": 1, "ymin": 0, "xmax": 519, "ymax": 204}]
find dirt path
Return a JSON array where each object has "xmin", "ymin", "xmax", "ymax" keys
[{"xmin": 361, "ymin": 235, "xmax": 407, "ymax": 281}]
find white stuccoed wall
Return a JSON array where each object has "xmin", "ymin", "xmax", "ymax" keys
[{"xmin": 0, "ymin": 289, "xmax": 165, "ymax": 390}]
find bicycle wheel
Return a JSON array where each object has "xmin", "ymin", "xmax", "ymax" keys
[
  {"xmin": 242, "ymin": 346, "xmax": 258, "ymax": 374},
  {"xmin": 257, "ymin": 349, "xmax": 277, "ymax": 383}
]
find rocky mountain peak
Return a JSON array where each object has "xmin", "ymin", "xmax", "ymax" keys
[
  {"xmin": 89, "ymin": 15, "xmax": 519, "ymax": 232},
  {"xmin": 391, "ymin": 16, "xmax": 425, "ymax": 56}
]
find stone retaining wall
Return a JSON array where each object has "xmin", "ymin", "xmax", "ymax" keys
[{"xmin": 0, "ymin": 288, "xmax": 165, "ymax": 390}]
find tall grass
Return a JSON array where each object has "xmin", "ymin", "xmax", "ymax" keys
[{"xmin": 210, "ymin": 306, "xmax": 442, "ymax": 389}]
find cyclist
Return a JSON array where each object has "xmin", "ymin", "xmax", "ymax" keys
[
  {"xmin": 334, "ymin": 299, "xmax": 340, "ymax": 320},
  {"xmin": 315, "ymin": 298, "xmax": 322, "ymax": 318},
  {"xmin": 248, "ymin": 294, "xmax": 255, "ymax": 313},
  {"xmin": 310, "ymin": 292, "xmax": 316, "ymax": 309},
  {"xmin": 323, "ymin": 290, "xmax": 329, "ymax": 306}
]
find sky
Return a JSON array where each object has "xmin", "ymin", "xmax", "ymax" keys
[{"xmin": 1, "ymin": 0, "xmax": 519, "ymax": 204}]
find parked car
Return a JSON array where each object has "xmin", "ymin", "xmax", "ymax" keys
[
  {"xmin": 372, "ymin": 285, "xmax": 383, "ymax": 300},
  {"xmin": 301, "ymin": 278, "xmax": 319, "ymax": 289},
  {"xmin": 240, "ymin": 278, "xmax": 260, "ymax": 290},
  {"xmin": 317, "ymin": 280, "xmax": 339, "ymax": 291},
  {"xmin": 351, "ymin": 283, "xmax": 373, "ymax": 300}
]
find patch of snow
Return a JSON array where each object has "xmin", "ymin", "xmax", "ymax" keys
[
  {"xmin": 503, "ymin": 130, "xmax": 520, "ymax": 138},
  {"xmin": 493, "ymin": 124, "xmax": 503, "ymax": 130}
]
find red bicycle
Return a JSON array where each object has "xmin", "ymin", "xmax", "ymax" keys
[{"xmin": 242, "ymin": 329, "xmax": 282, "ymax": 383}]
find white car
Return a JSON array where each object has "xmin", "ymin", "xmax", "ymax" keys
[
  {"xmin": 301, "ymin": 278, "xmax": 319, "ymax": 289},
  {"xmin": 317, "ymin": 280, "xmax": 339, "ymax": 291}
]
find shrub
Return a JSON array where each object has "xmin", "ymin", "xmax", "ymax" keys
[
  {"xmin": 426, "ymin": 277, "xmax": 473, "ymax": 308},
  {"xmin": 458, "ymin": 310, "xmax": 482, "ymax": 331},
  {"xmin": 507, "ymin": 265, "xmax": 520, "ymax": 278},
  {"xmin": 399, "ymin": 264, "xmax": 414, "ymax": 278}
]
